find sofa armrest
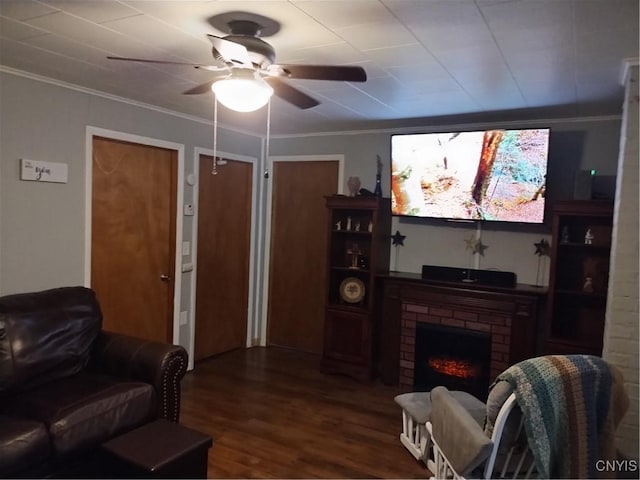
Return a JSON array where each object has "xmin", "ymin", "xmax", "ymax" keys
[{"xmin": 89, "ymin": 331, "xmax": 188, "ymax": 422}]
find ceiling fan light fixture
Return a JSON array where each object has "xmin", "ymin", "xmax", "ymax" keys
[{"xmin": 211, "ymin": 69, "xmax": 273, "ymax": 112}]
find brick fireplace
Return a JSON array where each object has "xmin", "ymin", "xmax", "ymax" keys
[
  {"xmin": 378, "ymin": 274, "xmax": 543, "ymax": 390},
  {"xmin": 399, "ymin": 302, "xmax": 512, "ymax": 391}
]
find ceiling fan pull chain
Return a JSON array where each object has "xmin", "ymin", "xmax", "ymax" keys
[
  {"xmin": 212, "ymin": 97, "xmax": 218, "ymax": 175},
  {"xmin": 264, "ymin": 98, "xmax": 271, "ymax": 179}
]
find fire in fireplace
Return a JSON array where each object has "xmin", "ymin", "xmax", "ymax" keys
[
  {"xmin": 414, "ymin": 323, "xmax": 491, "ymax": 399},
  {"xmin": 427, "ymin": 357, "xmax": 481, "ymax": 380}
]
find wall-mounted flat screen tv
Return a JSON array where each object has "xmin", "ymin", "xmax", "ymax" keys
[{"xmin": 391, "ymin": 128, "xmax": 550, "ymax": 223}]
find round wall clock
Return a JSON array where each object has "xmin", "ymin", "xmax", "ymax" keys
[{"xmin": 339, "ymin": 277, "xmax": 366, "ymax": 303}]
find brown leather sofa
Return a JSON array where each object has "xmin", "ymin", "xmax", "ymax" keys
[{"xmin": 0, "ymin": 286, "xmax": 189, "ymax": 478}]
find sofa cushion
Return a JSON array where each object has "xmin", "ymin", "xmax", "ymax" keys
[
  {"xmin": 0, "ymin": 287, "xmax": 102, "ymax": 395},
  {"xmin": 0, "ymin": 415, "xmax": 50, "ymax": 477},
  {"xmin": 485, "ymin": 380, "xmax": 518, "ymax": 438},
  {"xmin": 1, "ymin": 373, "xmax": 156, "ymax": 456}
]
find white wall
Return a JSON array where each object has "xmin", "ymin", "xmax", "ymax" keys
[
  {"xmin": 0, "ymin": 68, "xmax": 625, "ymax": 363},
  {"xmin": 0, "ymin": 70, "xmax": 262, "ymax": 355},
  {"xmin": 270, "ymin": 118, "xmax": 621, "ymax": 285},
  {"xmin": 603, "ymin": 64, "xmax": 639, "ymax": 459}
]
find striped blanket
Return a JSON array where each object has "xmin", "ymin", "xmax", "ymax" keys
[{"xmin": 494, "ymin": 355, "xmax": 628, "ymax": 479}]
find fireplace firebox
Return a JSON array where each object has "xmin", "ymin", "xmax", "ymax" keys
[{"xmin": 414, "ymin": 323, "xmax": 491, "ymax": 399}]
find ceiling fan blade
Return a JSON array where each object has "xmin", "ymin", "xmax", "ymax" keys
[
  {"xmin": 275, "ymin": 64, "xmax": 367, "ymax": 82},
  {"xmin": 183, "ymin": 82, "xmax": 214, "ymax": 95},
  {"xmin": 107, "ymin": 56, "xmax": 223, "ymax": 71},
  {"xmin": 206, "ymin": 34, "xmax": 252, "ymax": 66},
  {"xmin": 265, "ymin": 78, "xmax": 319, "ymax": 109}
]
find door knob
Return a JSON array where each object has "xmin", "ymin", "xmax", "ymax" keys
[{"xmin": 160, "ymin": 274, "xmax": 171, "ymax": 282}]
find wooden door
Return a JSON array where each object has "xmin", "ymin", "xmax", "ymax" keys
[
  {"xmin": 195, "ymin": 156, "xmax": 253, "ymax": 361},
  {"xmin": 91, "ymin": 136, "xmax": 177, "ymax": 343},
  {"xmin": 267, "ymin": 160, "xmax": 339, "ymax": 354}
]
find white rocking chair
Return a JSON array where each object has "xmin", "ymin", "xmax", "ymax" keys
[
  {"xmin": 426, "ymin": 387, "xmax": 536, "ymax": 479},
  {"xmin": 419, "ymin": 355, "xmax": 628, "ymax": 479}
]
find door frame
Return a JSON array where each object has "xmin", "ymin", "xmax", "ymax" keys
[
  {"xmin": 190, "ymin": 147, "xmax": 259, "ymax": 368},
  {"xmin": 260, "ymin": 154, "xmax": 344, "ymax": 346},
  {"xmin": 84, "ymin": 126, "xmax": 185, "ymax": 345}
]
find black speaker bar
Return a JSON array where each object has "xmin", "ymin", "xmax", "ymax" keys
[{"xmin": 421, "ymin": 265, "xmax": 516, "ymax": 288}]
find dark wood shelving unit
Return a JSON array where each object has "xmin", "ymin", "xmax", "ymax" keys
[
  {"xmin": 320, "ymin": 195, "xmax": 391, "ymax": 381},
  {"xmin": 545, "ymin": 200, "xmax": 613, "ymax": 356}
]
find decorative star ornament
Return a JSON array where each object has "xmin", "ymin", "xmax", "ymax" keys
[
  {"xmin": 391, "ymin": 230, "xmax": 406, "ymax": 246},
  {"xmin": 534, "ymin": 238, "xmax": 551, "ymax": 257},
  {"xmin": 465, "ymin": 234, "xmax": 488, "ymax": 256},
  {"xmin": 464, "ymin": 234, "xmax": 477, "ymax": 252},
  {"xmin": 474, "ymin": 240, "xmax": 488, "ymax": 256}
]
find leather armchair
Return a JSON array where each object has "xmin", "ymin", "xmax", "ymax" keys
[{"xmin": 0, "ymin": 286, "xmax": 188, "ymax": 478}]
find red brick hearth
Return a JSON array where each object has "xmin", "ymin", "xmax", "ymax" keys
[
  {"xmin": 378, "ymin": 276, "xmax": 542, "ymax": 388},
  {"xmin": 399, "ymin": 302, "xmax": 512, "ymax": 390}
]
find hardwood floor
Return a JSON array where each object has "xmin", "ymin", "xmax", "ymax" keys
[{"xmin": 179, "ymin": 347, "xmax": 430, "ymax": 479}]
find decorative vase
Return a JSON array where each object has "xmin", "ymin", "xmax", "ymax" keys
[
  {"xmin": 373, "ymin": 154, "xmax": 383, "ymax": 197},
  {"xmin": 347, "ymin": 176, "xmax": 361, "ymax": 196},
  {"xmin": 373, "ymin": 173, "xmax": 382, "ymax": 197}
]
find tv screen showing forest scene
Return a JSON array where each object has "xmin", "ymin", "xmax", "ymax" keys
[{"xmin": 391, "ymin": 128, "xmax": 550, "ymax": 223}]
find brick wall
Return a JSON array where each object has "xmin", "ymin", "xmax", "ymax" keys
[
  {"xmin": 603, "ymin": 64, "xmax": 639, "ymax": 459},
  {"xmin": 399, "ymin": 302, "xmax": 512, "ymax": 391}
]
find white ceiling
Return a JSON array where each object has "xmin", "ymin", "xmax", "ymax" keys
[{"xmin": 0, "ymin": 0, "xmax": 638, "ymax": 135}]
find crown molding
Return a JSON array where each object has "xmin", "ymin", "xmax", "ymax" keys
[
  {"xmin": 268, "ymin": 114, "xmax": 622, "ymax": 140},
  {"xmin": 1, "ymin": 65, "xmax": 624, "ymax": 142},
  {"xmin": 0, "ymin": 65, "xmax": 260, "ymax": 139}
]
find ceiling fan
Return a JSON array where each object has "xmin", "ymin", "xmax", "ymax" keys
[{"xmin": 107, "ymin": 12, "xmax": 367, "ymax": 111}]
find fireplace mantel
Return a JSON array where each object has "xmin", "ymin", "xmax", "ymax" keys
[{"xmin": 377, "ymin": 272, "xmax": 547, "ymax": 388}]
